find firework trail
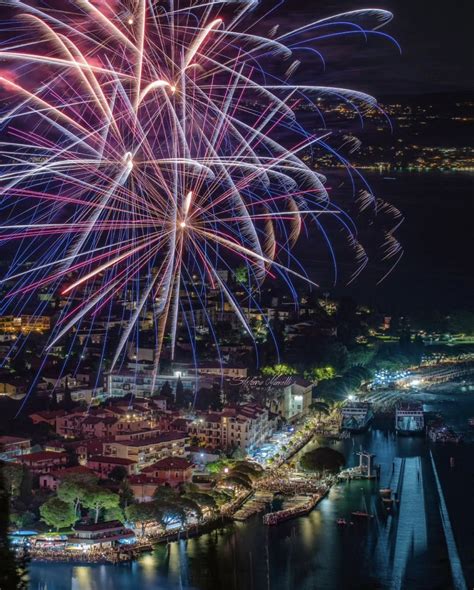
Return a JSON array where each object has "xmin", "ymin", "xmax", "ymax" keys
[{"xmin": 0, "ymin": 0, "xmax": 402, "ymax": 395}]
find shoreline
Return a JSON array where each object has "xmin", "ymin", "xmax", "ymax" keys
[{"xmin": 24, "ymin": 385, "xmax": 474, "ymax": 566}]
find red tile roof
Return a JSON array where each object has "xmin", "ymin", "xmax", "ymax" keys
[
  {"xmin": 17, "ymin": 451, "xmax": 68, "ymax": 463},
  {"xmin": 142, "ymin": 456, "xmax": 193, "ymax": 472},
  {"xmin": 112, "ymin": 431, "xmax": 187, "ymax": 447},
  {"xmin": 46, "ymin": 465, "xmax": 95, "ymax": 479},
  {"xmin": 88, "ymin": 455, "xmax": 136, "ymax": 466}
]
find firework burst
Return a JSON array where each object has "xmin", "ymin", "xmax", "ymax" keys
[{"xmin": 0, "ymin": 0, "xmax": 402, "ymax": 392}]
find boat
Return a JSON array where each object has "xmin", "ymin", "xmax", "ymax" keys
[
  {"xmin": 351, "ymin": 511, "xmax": 374, "ymax": 519},
  {"xmin": 395, "ymin": 401, "xmax": 425, "ymax": 435},
  {"xmin": 341, "ymin": 402, "xmax": 374, "ymax": 432},
  {"xmin": 379, "ymin": 488, "xmax": 391, "ymax": 497},
  {"xmin": 382, "ymin": 498, "xmax": 393, "ymax": 509}
]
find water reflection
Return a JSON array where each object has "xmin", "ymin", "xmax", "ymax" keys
[{"xmin": 29, "ymin": 392, "xmax": 474, "ymax": 590}]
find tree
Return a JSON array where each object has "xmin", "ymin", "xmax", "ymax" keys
[
  {"xmin": 18, "ymin": 466, "xmax": 33, "ymax": 507},
  {"xmin": 40, "ymin": 497, "xmax": 78, "ymax": 531},
  {"xmin": 448, "ymin": 310, "xmax": 474, "ymax": 335},
  {"xmin": 10, "ymin": 511, "xmax": 35, "ymax": 530},
  {"xmin": 2, "ymin": 463, "xmax": 23, "ymax": 498},
  {"xmin": 0, "ymin": 466, "xmax": 28, "ymax": 590},
  {"xmin": 119, "ymin": 479, "xmax": 134, "ymax": 509},
  {"xmin": 155, "ymin": 485, "xmax": 180, "ymax": 500},
  {"xmin": 231, "ymin": 461, "xmax": 263, "ymax": 481},
  {"xmin": 305, "ymin": 366, "xmax": 336, "ymax": 382},
  {"xmin": 125, "ymin": 502, "xmax": 157, "ymax": 536},
  {"xmin": 183, "ymin": 491, "xmax": 217, "ymax": 516},
  {"xmin": 175, "ymin": 378, "xmax": 185, "ymax": 408},
  {"xmin": 160, "ymin": 381, "xmax": 173, "ymax": 401},
  {"xmin": 261, "ymin": 364, "xmax": 297, "ymax": 377},
  {"xmin": 234, "ymin": 265, "xmax": 248, "ymax": 285},
  {"xmin": 221, "ymin": 473, "xmax": 252, "ymax": 490},
  {"xmin": 347, "ymin": 346, "xmax": 376, "ymax": 368},
  {"xmin": 108, "ymin": 466, "xmax": 127, "ymax": 483},
  {"xmin": 57, "ymin": 475, "xmax": 97, "ymax": 516},
  {"xmin": 320, "ymin": 342, "xmax": 349, "ymax": 373},
  {"xmin": 300, "ymin": 447, "xmax": 345, "ymax": 474},
  {"xmin": 62, "ymin": 376, "xmax": 74, "ymax": 411},
  {"xmin": 104, "ymin": 506, "xmax": 125, "ymax": 523},
  {"xmin": 194, "ymin": 387, "xmax": 222, "ymax": 411},
  {"xmin": 83, "ymin": 486, "xmax": 120, "ymax": 523},
  {"xmin": 49, "ymin": 388, "xmax": 58, "ymax": 410},
  {"xmin": 174, "ymin": 496, "xmax": 202, "ymax": 522},
  {"xmin": 206, "ymin": 459, "xmax": 232, "ymax": 475},
  {"xmin": 309, "ymin": 401, "xmax": 330, "ymax": 417}
]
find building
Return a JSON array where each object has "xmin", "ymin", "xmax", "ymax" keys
[
  {"xmin": 129, "ymin": 457, "xmax": 194, "ymax": 500},
  {"xmin": 188, "ymin": 403, "xmax": 277, "ymax": 451},
  {"xmin": 128, "ymin": 475, "xmax": 162, "ymax": 502},
  {"xmin": 106, "ymin": 370, "xmax": 198, "ymax": 398},
  {"xmin": 0, "ymin": 435, "xmax": 31, "ymax": 461},
  {"xmin": 0, "ymin": 378, "xmax": 26, "ymax": 399},
  {"xmin": 39, "ymin": 465, "xmax": 95, "ymax": 491},
  {"xmin": 188, "ymin": 446, "xmax": 221, "ymax": 466},
  {"xmin": 86, "ymin": 455, "xmax": 137, "ymax": 479},
  {"xmin": 237, "ymin": 376, "xmax": 313, "ymax": 421},
  {"xmin": 68, "ymin": 521, "xmax": 135, "ymax": 548},
  {"xmin": 102, "ymin": 431, "xmax": 189, "ymax": 467},
  {"xmin": 16, "ymin": 451, "xmax": 68, "ymax": 474},
  {"xmin": 55, "ymin": 411, "xmax": 86, "ymax": 438},
  {"xmin": 81, "ymin": 416, "xmax": 118, "ymax": 439},
  {"xmin": 189, "ymin": 414, "xmax": 222, "ymax": 448},
  {"xmin": 0, "ymin": 315, "xmax": 50, "ymax": 334},
  {"xmin": 141, "ymin": 457, "xmax": 194, "ymax": 487},
  {"xmin": 71, "ymin": 387, "xmax": 104, "ymax": 405},
  {"xmin": 175, "ymin": 362, "xmax": 248, "ymax": 379},
  {"xmin": 29, "ymin": 410, "xmax": 66, "ymax": 428},
  {"xmin": 69, "ymin": 439, "xmax": 105, "ymax": 465},
  {"xmin": 221, "ymin": 405, "xmax": 275, "ymax": 451}
]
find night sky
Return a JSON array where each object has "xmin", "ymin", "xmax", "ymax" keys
[
  {"xmin": 1, "ymin": 0, "xmax": 472, "ymax": 314},
  {"xmin": 267, "ymin": 0, "xmax": 473, "ymax": 312},
  {"xmin": 270, "ymin": 0, "xmax": 474, "ymax": 96}
]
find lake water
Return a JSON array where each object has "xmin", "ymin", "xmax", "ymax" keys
[{"xmin": 29, "ymin": 387, "xmax": 474, "ymax": 590}]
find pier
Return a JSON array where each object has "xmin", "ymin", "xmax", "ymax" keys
[{"xmin": 262, "ymin": 489, "xmax": 328, "ymax": 526}]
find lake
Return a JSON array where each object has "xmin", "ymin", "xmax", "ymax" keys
[{"xmin": 29, "ymin": 386, "xmax": 474, "ymax": 590}]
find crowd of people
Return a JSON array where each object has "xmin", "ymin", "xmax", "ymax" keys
[
  {"xmin": 19, "ymin": 545, "xmax": 131, "ymax": 564},
  {"xmin": 263, "ymin": 491, "xmax": 327, "ymax": 525}
]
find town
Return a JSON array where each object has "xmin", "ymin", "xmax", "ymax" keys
[{"xmin": 1, "ymin": 288, "xmax": 473, "ymax": 564}]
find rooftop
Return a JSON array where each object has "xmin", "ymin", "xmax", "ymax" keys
[
  {"xmin": 142, "ymin": 456, "xmax": 193, "ymax": 472},
  {"xmin": 17, "ymin": 451, "xmax": 68, "ymax": 463},
  {"xmin": 88, "ymin": 455, "xmax": 136, "ymax": 466},
  {"xmin": 0, "ymin": 435, "xmax": 30, "ymax": 445},
  {"xmin": 74, "ymin": 520, "xmax": 125, "ymax": 532},
  {"xmin": 109, "ymin": 431, "xmax": 188, "ymax": 447},
  {"xmin": 47, "ymin": 465, "xmax": 95, "ymax": 479}
]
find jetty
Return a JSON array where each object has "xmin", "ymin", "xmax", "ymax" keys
[
  {"xmin": 233, "ymin": 492, "xmax": 274, "ymax": 521},
  {"xmin": 338, "ymin": 450, "xmax": 380, "ymax": 481},
  {"xmin": 263, "ymin": 489, "xmax": 328, "ymax": 526}
]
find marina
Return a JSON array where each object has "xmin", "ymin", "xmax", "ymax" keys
[{"xmin": 27, "ymin": 387, "xmax": 474, "ymax": 589}]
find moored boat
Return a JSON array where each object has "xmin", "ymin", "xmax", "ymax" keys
[{"xmin": 351, "ymin": 511, "xmax": 374, "ymax": 519}]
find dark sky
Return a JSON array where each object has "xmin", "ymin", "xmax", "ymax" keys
[
  {"xmin": 265, "ymin": 0, "xmax": 473, "ymax": 96},
  {"xmin": 261, "ymin": 0, "xmax": 473, "ymax": 312}
]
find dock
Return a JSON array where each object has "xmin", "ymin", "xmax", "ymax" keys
[
  {"xmin": 262, "ymin": 489, "xmax": 328, "ymax": 526},
  {"xmin": 233, "ymin": 492, "xmax": 274, "ymax": 521}
]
